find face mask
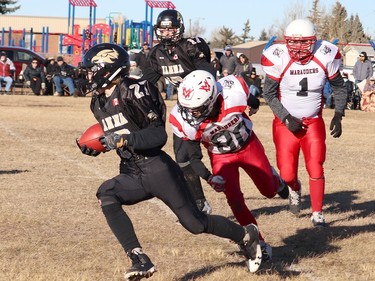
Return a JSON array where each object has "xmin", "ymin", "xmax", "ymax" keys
[{"xmin": 343, "ymin": 78, "xmax": 348, "ymax": 82}]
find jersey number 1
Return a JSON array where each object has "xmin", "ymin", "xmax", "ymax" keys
[{"xmin": 297, "ymin": 77, "xmax": 308, "ymax": 96}]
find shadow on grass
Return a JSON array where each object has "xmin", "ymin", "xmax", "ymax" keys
[
  {"xmin": 177, "ymin": 190, "xmax": 375, "ymax": 280},
  {"xmin": 252, "ymin": 190, "xmax": 374, "ymax": 220},
  {"xmin": 0, "ymin": 169, "xmax": 29, "ymax": 175}
]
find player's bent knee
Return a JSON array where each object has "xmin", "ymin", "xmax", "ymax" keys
[
  {"xmin": 310, "ymin": 175, "xmax": 325, "ymax": 181},
  {"xmin": 178, "ymin": 214, "xmax": 207, "ymax": 234}
]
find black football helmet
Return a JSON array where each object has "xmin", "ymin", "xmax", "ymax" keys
[
  {"xmin": 80, "ymin": 43, "xmax": 130, "ymax": 92},
  {"xmin": 154, "ymin": 9, "xmax": 185, "ymax": 45}
]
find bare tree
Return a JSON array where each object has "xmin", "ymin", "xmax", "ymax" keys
[
  {"xmin": 188, "ymin": 19, "xmax": 206, "ymax": 38},
  {"xmin": 0, "ymin": 0, "xmax": 20, "ymax": 14}
]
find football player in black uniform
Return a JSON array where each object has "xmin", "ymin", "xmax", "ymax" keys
[
  {"xmin": 76, "ymin": 43, "xmax": 263, "ymax": 280},
  {"xmin": 142, "ymin": 9, "xmax": 215, "ymax": 215}
]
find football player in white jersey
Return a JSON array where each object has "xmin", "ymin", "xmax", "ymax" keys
[
  {"xmin": 169, "ymin": 70, "xmax": 290, "ymax": 261},
  {"xmin": 261, "ymin": 19, "xmax": 347, "ymax": 227}
]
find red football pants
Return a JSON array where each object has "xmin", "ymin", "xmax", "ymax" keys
[
  {"xmin": 273, "ymin": 117, "xmax": 326, "ymax": 212},
  {"xmin": 209, "ymin": 132, "xmax": 279, "ymax": 240}
]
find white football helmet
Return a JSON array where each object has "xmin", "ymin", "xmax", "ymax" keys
[
  {"xmin": 177, "ymin": 70, "xmax": 219, "ymax": 126},
  {"xmin": 284, "ymin": 19, "xmax": 317, "ymax": 64}
]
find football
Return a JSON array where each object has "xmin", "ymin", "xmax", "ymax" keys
[{"xmin": 78, "ymin": 123, "xmax": 106, "ymax": 152}]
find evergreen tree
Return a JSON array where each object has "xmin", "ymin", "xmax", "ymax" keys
[
  {"xmin": 0, "ymin": 0, "xmax": 20, "ymax": 14},
  {"xmin": 210, "ymin": 26, "xmax": 240, "ymax": 48},
  {"xmin": 308, "ymin": 0, "xmax": 324, "ymax": 38},
  {"xmin": 348, "ymin": 14, "xmax": 368, "ymax": 43},
  {"xmin": 259, "ymin": 29, "xmax": 270, "ymax": 41},
  {"xmin": 240, "ymin": 19, "xmax": 251, "ymax": 43}
]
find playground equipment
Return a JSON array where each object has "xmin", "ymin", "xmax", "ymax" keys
[
  {"xmin": 1, "ymin": 0, "xmax": 177, "ymax": 62},
  {"xmin": 1, "ymin": 27, "xmax": 50, "ymax": 53}
]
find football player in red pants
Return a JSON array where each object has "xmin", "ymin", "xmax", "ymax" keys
[
  {"xmin": 261, "ymin": 19, "xmax": 347, "ymax": 226},
  {"xmin": 169, "ymin": 70, "xmax": 289, "ymax": 262}
]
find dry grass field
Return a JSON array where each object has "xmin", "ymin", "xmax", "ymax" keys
[{"xmin": 0, "ymin": 94, "xmax": 374, "ymax": 281}]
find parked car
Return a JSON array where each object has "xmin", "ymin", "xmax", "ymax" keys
[{"xmin": 0, "ymin": 46, "xmax": 45, "ymax": 83}]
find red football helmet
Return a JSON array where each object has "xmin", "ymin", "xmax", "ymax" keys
[{"xmin": 284, "ymin": 19, "xmax": 317, "ymax": 64}]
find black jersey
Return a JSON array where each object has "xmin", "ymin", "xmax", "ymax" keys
[
  {"xmin": 90, "ymin": 77, "xmax": 167, "ymax": 159},
  {"xmin": 143, "ymin": 37, "xmax": 215, "ymax": 86}
]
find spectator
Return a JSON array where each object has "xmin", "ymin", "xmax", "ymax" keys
[
  {"xmin": 234, "ymin": 54, "xmax": 253, "ymax": 83},
  {"xmin": 219, "ymin": 45, "xmax": 237, "ymax": 76},
  {"xmin": 156, "ymin": 76, "xmax": 167, "ymax": 99},
  {"xmin": 53, "ymin": 56, "xmax": 76, "ymax": 96},
  {"xmin": 0, "ymin": 51, "xmax": 15, "ymax": 94},
  {"xmin": 323, "ymin": 80, "xmax": 333, "ymax": 109},
  {"xmin": 352, "ymin": 51, "xmax": 373, "ymax": 83},
  {"xmin": 342, "ymin": 73, "xmax": 354, "ymax": 110},
  {"xmin": 129, "ymin": 61, "xmax": 143, "ymax": 79},
  {"xmin": 23, "ymin": 58, "xmax": 46, "ymax": 95},
  {"xmin": 210, "ymin": 50, "xmax": 221, "ymax": 79},
  {"xmin": 134, "ymin": 42, "xmax": 151, "ymax": 72},
  {"xmin": 247, "ymin": 69, "xmax": 263, "ymax": 97},
  {"xmin": 360, "ymin": 76, "xmax": 375, "ymax": 112},
  {"xmin": 352, "ymin": 51, "xmax": 373, "ymax": 109},
  {"xmin": 44, "ymin": 57, "xmax": 60, "ymax": 95},
  {"xmin": 222, "ymin": 68, "xmax": 229, "ymax": 76},
  {"xmin": 165, "ymin": 82, "xmax": 175, "ymax": 100}
]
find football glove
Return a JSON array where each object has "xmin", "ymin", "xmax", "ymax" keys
[
  {"xmin": 76, "ymin": 139, "xmax": 100, "ymax": 157},
  {"xmin": 99, "ymin": 133, "xmax": 127, "ymax": 151},
  {"xmin": 329, "ymin": 112, "xmax": 343, "ymax": 138},
  {"xmin": 207, "ymin": 174, "xmax": 226, "ymax": 192},
  {"xmin": 283, "ymin": 114, "xmax": 303, "ymax": 132}
]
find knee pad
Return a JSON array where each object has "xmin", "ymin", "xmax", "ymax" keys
[{"xmin": 98, "ymin": 195, "xmax": 120, "ymax": 207}]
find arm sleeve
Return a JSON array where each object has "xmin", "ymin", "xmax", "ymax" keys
[
  {"xmin": 122, "ymin": 79, "xmax": 168, "ymax": 151},
  {"xmin": 125, "ymin": 125, "xmax": 167, "ymax": 150},
  {"xmin": 23, "ymin": 67, "xmax": 30, "ymax": 81},
  {"xmin": 9, "ymin": 60, "xmax": 15, "ymax": 71},
  {"xmin": 187, "ymin": 38, "xmax": 216, "ymax": 77},
  {"xmin": 329, "ymin": 71, "xmax": 346, "ymax": 116},
  {"xmin": 263, "ymin": 75, "xmax": 290, "ymax": 121},
  {"xmin": 178, "ymin": 138, "xmax": 212, "ymax": 180},
  {"xmin": 141, "ymin": 64, "xmax": 161, "ymax": 85}
]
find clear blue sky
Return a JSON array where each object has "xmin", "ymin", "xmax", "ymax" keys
[{"xmin": 12, "ymin": 0, "xmax": 375, "ymax": 40}]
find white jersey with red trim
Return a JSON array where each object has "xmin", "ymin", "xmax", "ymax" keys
[
  {"xmin": 170, "ymin": 75, "xmax": 253, "ymax": 154},
  {"xmin": 262, "ymin": 40, "xmax": 341, "ymax": 119}
]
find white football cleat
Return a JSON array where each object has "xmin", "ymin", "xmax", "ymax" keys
[{"xmin": 239, "ymin": 224, "xmax": 262, "ymax": 273}]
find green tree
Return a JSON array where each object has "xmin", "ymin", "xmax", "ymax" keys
[
  {"xmin": 347, "ymin": 14, "xmax": 368, "ymax": 43},
  {"xmin": 240, "ymin": 19, "xmax": 251, "ymax": 43},
  {"xmin": 0, "ymin": 0, "xmax": 20, "ymax": 14},
  {"xmin": 259, "ymin": 29, "xmax": 270, "ymax": 41},
  {"xmin": 308, "ymin": 0, "xmax": 325, "ymax": 38},
  {"xmin": 210, "ymin": 26, "xmax": 240, "ymax": 48}
]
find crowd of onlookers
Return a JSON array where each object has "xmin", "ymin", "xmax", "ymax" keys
[
  {"xmin": 1, "ymin": 46, "xmax": 374, "ymax": 111},
  {"xmin": 323, "ymin": 51, "xmax": 374, "ymax": 112},
  {"xmin": 0, "ymin": 51, "xmax": 80, "ymax": 96}
]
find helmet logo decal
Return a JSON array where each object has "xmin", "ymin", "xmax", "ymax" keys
[
  {"xmin": 199, "ymin": 79, "xmax": 211, "ymax": 92},
  {"xmin": 91, "ymin": 48, "xmax": 119, "ymax": 64},
  {"xmin": 182, "ymin": 87, "xmax": 193, "ymax": 98}
]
